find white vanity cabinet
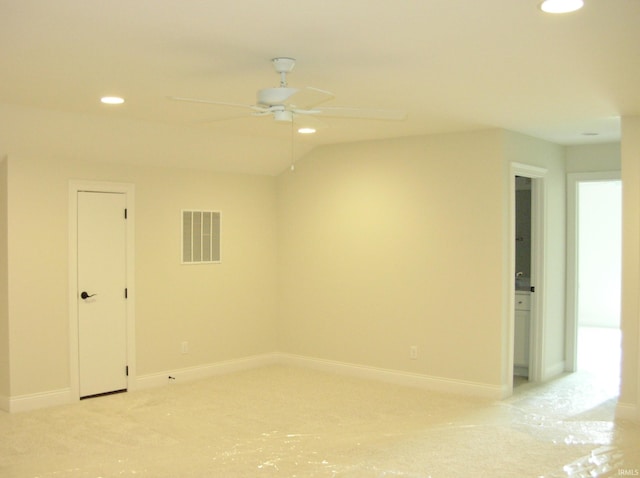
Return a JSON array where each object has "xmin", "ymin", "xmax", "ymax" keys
[{"xmin": 514, "ymin": 291, "xmax": 531, "ymax": 377}]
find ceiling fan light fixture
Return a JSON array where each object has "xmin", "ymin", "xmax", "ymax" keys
[
  {"xmin": 273, "ymin": 110, "xmax": 293, "ymax": 122},
  {"xmin": 539, "ymin": 0, "xmax": 584, "ymax": 14}
]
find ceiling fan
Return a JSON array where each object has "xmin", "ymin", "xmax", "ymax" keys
[{"xmin": 169, "ymin": 57, "xmax": 407, "ymax": 127}]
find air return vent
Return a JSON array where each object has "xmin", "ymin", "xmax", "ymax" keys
[{"xmin": 182, "ymin": 210, "xmax": 221, "ymax": 264}]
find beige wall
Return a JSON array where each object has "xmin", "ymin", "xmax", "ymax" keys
[
  {"xmin": 277, "ymin": 131, "xmax": 507, "ymax": 386},
  {"xmin": 3, "ymin": 121, "xmax": 637, "ymax": 418},
  {"xmin": 5, "ymin": 156, "xmax": 278, "ymax": 397},
  {"xmin": 0, "ymin": 158, "xmax": 8, "ymax": 400},
  {"xmin": 621, "ymin": 116, "xmax": 640, "ymax": 415},
  {"xmin": 565, "ymin": 143, "xmax": 621, "ymax": 173},
  {"xmin": 277, "ymin": 130, "xmax": 567, "ymax": 392}
]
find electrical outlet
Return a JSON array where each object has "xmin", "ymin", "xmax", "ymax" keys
[
  {"xmin": 181, "ymin": 341, "xmax": 189, "ymax": 354},
  {"xmin": 410, "ymin": 346, "xmax": 418, "ymax": 360}
]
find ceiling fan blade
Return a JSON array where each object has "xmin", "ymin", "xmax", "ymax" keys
[
  {"xmin": 290, "ymin": 108, "xmax": 321, "ymax": 115},
  {"xmin": 168, "ymin": 96, "xmax": 267, "ymax": 113},
  {"xmin": 316, "ymin": 106, "xmax": 407, "ymax": 121},
  {"xmin": 286, "ymin": 87, "xmax": 335, "ymax": 109}
]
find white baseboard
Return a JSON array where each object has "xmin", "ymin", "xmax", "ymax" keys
[
  {"xmin": 543, "ymin": 360, "xmax": 566, "ymax": 381},
  {"xmin": 8, "ymin": 388, "xmax": 73, "ymax": 413},
  {"xmin": 4, "ymin": 354, "xmax": 279, "ymax": 413},
  {"xmin": 136, "ymin": 352, "xmax": 503, "ymax": 399},
  {"xmin": 499, "ymin": 383, "xmax": 513, "ymax": 399},
  {"xmin": 6, "ymin": 352, "xmax": 579, "ymax": 413},
  {"xmin": 0, "ymin": 394, "xmax": 9, "ymax": 413},
  {"xmin": 615, "ymin": 401, "xmax": 638, "ymax": 422},
  {"xmin": 136, "ymin": 353, "xmax": 280, "ymax": 390},
  {"xmin": 277, "ymin": 353, "xmax": 504, "ymax": 399}
]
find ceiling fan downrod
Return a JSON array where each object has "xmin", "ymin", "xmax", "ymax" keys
[{"xmin": 272, "ymin": 57, "xmax": 296, "ymax": 87}]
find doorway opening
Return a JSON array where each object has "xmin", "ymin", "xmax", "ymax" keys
[
  {"xmin": 568, "ymin": 174, "xmax": 621, "ymax": 398},
  {"xmin": 510, "ymin": 162, "xmax": 548, "ymax": 392},
  {"xmin": 514, "ymin": 175, "xmax": 533, "ymax": 381}
]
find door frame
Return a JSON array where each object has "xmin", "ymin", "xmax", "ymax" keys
[
  {"xmin": 68, "ymin": 180, "xmax": 136, "ymax": 400},
  {"xmin": 509, "ymin": 163, "xmax": 547, "ymax": 388},
  {"xmin": 565, "ymin": 171, "xmax": 621, "ymax": 372}
]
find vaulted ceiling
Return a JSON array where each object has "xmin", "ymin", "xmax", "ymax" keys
[{"xmin": 1, "ymin": 0, "xmax": 638, "ymax": 175}]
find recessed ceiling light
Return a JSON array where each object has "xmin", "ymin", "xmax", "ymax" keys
[
  {"xmin": 297, "ymin": 127, "xmax": 316, "ymax": 134},
  {"xmin": 100, "ymin": 96, "xmax": 125, "ymax": 105},
  {"xmin": 539, "ymin": 0, "xmax": 584, "ymax": 14}
]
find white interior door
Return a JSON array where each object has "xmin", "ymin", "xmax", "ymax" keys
[{"xmin": 77, "ymin": 191, "xmax": 128, "ymax": 398}]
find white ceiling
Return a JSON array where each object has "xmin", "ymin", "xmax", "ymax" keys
[{"xmin": 0, "ymin": 0, "xmax": 638, "ymax": 175}]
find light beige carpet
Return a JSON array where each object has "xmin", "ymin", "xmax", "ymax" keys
[{"xmin": 1, "ymin": 365, "xmax": 639, "ymax": 477}]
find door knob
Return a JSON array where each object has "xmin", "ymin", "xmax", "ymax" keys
[{"xmin": 80, "ymin": 291, "xmax": 97, "ymax": 300}]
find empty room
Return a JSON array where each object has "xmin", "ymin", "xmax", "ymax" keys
[{"xmin": 1, "ymin": 1, "xmax": 640, "ymax": 476}]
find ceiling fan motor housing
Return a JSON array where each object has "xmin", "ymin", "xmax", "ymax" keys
[{"xmin": 257, "ymin": 87, "xmax": 298, "ymax": 107}]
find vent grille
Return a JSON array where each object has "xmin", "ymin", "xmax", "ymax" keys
[{"xmin": 182, "ymin": 210, "xmax": 221, "ymax": 264}]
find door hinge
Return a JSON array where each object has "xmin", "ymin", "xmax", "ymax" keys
[
  {"xmin": 124, "ymin": 208, "xmax": 128, "ymax": 219},
  {"xmin": 125, "ymin": 288, "xmax": 128, "ymax": 299},
  {"xmin": 530, "ymin": 286, "xmax": 535, "ymax": 293},
  {"xmin": 126, "ymin": 366, "xmax": 129, "ymax": 376}
]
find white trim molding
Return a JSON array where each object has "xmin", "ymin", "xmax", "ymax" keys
[
  {"xmin": 0, "ymin": 395, "xmax": 9, "ymax": 412},
  {"xmin": 278, "ymin": 354, "xmax": 505, "ymax": 400},
  {"xmin": 1, "ymin": 352, "xmax": 544, "ymax": 412},
  {"xmin": 136, "ymin": 353, "xmax": 280, "ymax": 390},
  {"xmin": 615, "ymin": 402, "xmax": 638, "ymax": 421},
  {"xmin": 137, "ymin": 354, "xmax": 504, "ymax": 399},
  {"xmin": 544, "ymin": 360, "xmax": 566, "ymax": 380},
  {"xmin": 8, "ymin": 388, "xmax": 73, "ymax": 413}
]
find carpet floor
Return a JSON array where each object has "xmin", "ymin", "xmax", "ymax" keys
[{"xmin": 1, "ymin": 362, "xmax": 639, "ymax": 477}]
